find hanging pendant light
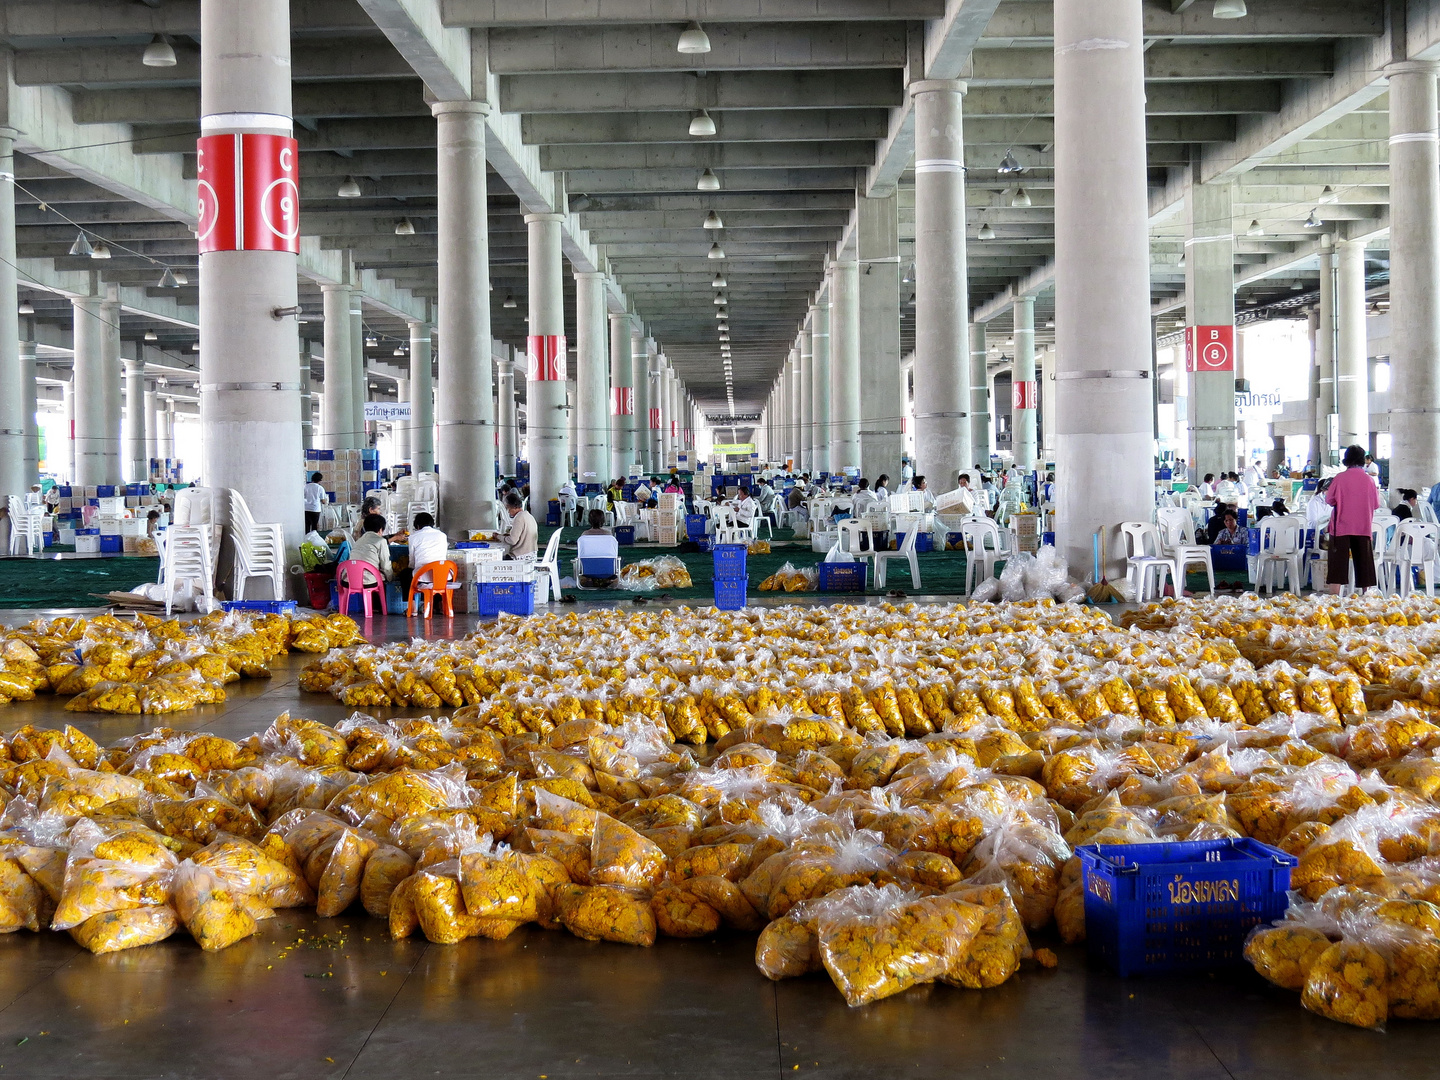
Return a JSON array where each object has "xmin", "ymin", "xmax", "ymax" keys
[
  {"xmin": 1009, "ymin": 186, "xmax": 1032, "ymax": 208},
  {"xmin": 1291, "ymin": 280, "xmax": 1305, "ymax": 290},
  {"xmin": 1304, "ymin": 209, "xmax": 1322, "ymax": 228},
  {"xmin": 1318, "ymin": 185, "xmax": 1339, "ymax": 204},
  {"xmin": 703, "ymin": 210, "xmax": 724, "ymax": 230},
  {"xmin": 503, "ymin": 293, "xmax": 517, "ymax": 308},
  {"xmin": 337, "ymin": 176, "xmax": 362, "ymax": 198},
  {"xmin": 365, "ymin": 335, "xmax": 378, "ymax": 348},
  {"xmin": 977, "ymin": 222, "xmax": 996, "ymax": 241},
  {"xmin": 677, "ymin": 22, "xmax": 711, "ymax": 54},
  {"xmin": 714, "ymin": 293, "xmax": 726, "ymax": 306},
  {"xmin": 394, "ymin": 217, "xmax": 415, "ymax": 236},
  {"xmin": 708, "ymin": 242, "xmax": 725, "ymax": 259},
  {"xmin": 142, "ymin": 34, "xmax": 177, "ymax": 67},
  {"xmin": 68, "ymin": 231, "xmax": 94, "ymax": 257},
  {"xmin": 394, "ymin": 346, "xmax": 406, "ymax": 357},
  {"xmin": 689, "ymin": 110, "xmax": 717, "ymax": 137},
  {"xmin": 997, "ymin": 150, "xmax": 1023, "ymax": 176},
  {"xmin": 157, "ymin": 267, "xmax": 179, "ymax": 288},
  {"xmin": 1212, "ymin": 0, "xmax": 1248, "ymax": 17},
  {"xmin": 17, "ymin": 299, "xmax": 33, "ymax": 315},
  {"xmin": 1178, "ymin": 254, "xmax": 1186, "ymax": 268},
  {"xmin": 173, "ymin": 270, "xmax": 188, "ymax": 284},
  {"xmin": 90, "ymin": 242, "xmax": 112, "ymax": 260},
  {"xmin": 697, "ymin": 168, "xmax": 720, "ymax": 191},
  {"xmin": 1246, "ymin": 220, "xmax": 1264, "ymax": 237},
  {"xmin": 144, "ymin": 330, "xmax": 158, "ymax": 342},
  {"xmin": 715, "ymin": 309, "xmax": 728, "ymax": 320},
  {"xmin": 191, "ymin": 341, "xmax": 200, "ymax": 352},
  {"xmin": 711, "ymin": 273, "xmax": 727, "ymax": 288}
]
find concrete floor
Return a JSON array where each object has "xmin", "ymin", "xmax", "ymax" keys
[{"xmin": 0, "ymin": 606, "xmax": 1432, "ymax": 1078}]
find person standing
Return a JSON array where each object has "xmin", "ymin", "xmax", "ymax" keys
[
  {"xmin": 1325, "ymin": 444, "xmax": 1380, "ymax": 593},
  {"xmin": 303, "ymin": 472, "xmax": 327, "ymax": 533}
]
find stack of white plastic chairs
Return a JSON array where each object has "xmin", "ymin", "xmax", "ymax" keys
[
  {"xmin": 6, "ymin": 495, "xmax": 44, "ymax": 555},
  {"xmin": 409, "ymin": 474, "xmax": 438, "ymax": 527},
  {"xmin": 227, "ymin": 489, "xmax": 286, "ymax": 600}
]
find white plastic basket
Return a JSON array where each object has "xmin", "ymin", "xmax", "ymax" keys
[{"xmin": 479, "ymin": 560, "xmax": 532, "ymax": 583}]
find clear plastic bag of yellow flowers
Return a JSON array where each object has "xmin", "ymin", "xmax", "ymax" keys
[{"xmin": 50, "ymin": 820, "xmax": 178, "ymax": 933}]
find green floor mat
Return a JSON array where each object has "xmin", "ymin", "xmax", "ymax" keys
[{"xmin": 0, "ymin": 556, "xmax": 160, "ymax": 608}]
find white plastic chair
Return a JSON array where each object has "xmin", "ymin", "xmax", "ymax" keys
[
  {"xmin": 228, "ymin": 489, "xmax": 286, "ymax": 601},
  {"xmin": 534, "ymin": 528, "xmax": 563, "ymax": 600},
  {"xmin": 874, "ymin": 523, "xmax": 921, "ymax": 589},
  {"xmin": 162, "ymin": 525, "xmax": 215, "ymax": 615},
  {"xmin": 960, "ymin": 518, "xmax": 1004, "ymax": 596},
  {"xmin": 6, "ymin": 496, "xmax": 43, "ymax": 555},
  {"xmin": 1395, "ymin": 520, "xmax": 1440, "ymax": 598},
  {"xmin": 836, "ymin": 519, "xmax": 876, "ymax": 583},
  {"xmin": 1156, "ymin": 506, "xmax": 1214, "ymax": 594},
  {"xmin": 712, "ymin": 504, "xmax": 749, "ymax": 546},
  {"xmin": 1255, "ymin": 515, "xmax": 1303, "ymax": 595},
  {"xmin": 1119, "ymin": 521, "xmax": 1178, "ymax": 602},
  {"xmin": 572, "ymin": 533, "xmax": 621, "ymax": 590},
  {"xmin": 1374, "ymin": 513, "xmax": 1403, "ymax": 595}
]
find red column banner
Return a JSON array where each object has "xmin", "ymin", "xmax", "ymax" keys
[
  {"xmin": 648, "ymin": 407, "xmax": 661, "ymax": 430},
  {"xmin": 611, "ymin": 387, "xmax": 634, "ymax": 416},
  {"xmin": 196, "ymin": 133, "xmax": 300, "ymax": 254},
  {"xmin": 527, "ymin": 335, "xmax": 567, "ymax": 381},
  {"xmin": 670, "ymin": 420, "xmax": 677, "ymax": 438},
  {"xmin": 1184, "ymin": 325, "xmax": 1235, "ymax": 373},
  {"xmin": 1013, "ymin": 380, "xmax": 1037, "ymax": 410}
]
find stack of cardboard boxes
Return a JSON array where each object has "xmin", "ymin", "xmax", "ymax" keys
[{"xmin": 305, "ymin": 448, "xmax": 382, "ymax": 508}]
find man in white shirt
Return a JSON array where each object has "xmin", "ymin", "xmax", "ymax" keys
[
  {"xmin": 733, "ymin": 486, "xmax": 758, "ymax": 526},
  {"xmin": 851, "ymin": 479, "xmax": 879, "ymax": 518},
  {"xmin": 406, "ymin": 512, "xmax": 449, "ymax": 586},
  {"xmin": 303, "ymin": 471, "xmax": 327, "ymax": 533},
  {"xmin": 900, "ymin": 458, "xmax": 914, "ymax": 488}
]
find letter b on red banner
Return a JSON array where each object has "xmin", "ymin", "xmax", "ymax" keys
[
  {"xmin": 197, "ymin": 134, "xmax": 300, "ymax": 254},
  {"xmin": 527, "ymin": 335, "xmax": 567, "ymax": 381},
  {"xmin": 1184, "ymin": 325, "xmax": 1235, "ymax": 373}
]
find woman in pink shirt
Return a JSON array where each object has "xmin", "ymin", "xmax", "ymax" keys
[{"xmin": 1324, "ymin": 444, "xmax": 1380, "ymax": 592}]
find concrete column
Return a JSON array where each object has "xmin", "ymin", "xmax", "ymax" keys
[
  {"xmin": 1317, "ymin": 240, "xmax": 1337, "ymax": 463},
  {"xmin": 144, "ymin": 383, "xmax": 160, "ymax": 475},
  {"xmin": 20, "ymin": 339, "xmax": 37, "ymax": 487},
  {"xmin": 123, "ymin": 357, "xmax": 146, "ymax": 483},
  {"xmin": 566, "ymin": 374, "xmax": 579, "ymax": 477},
  {"xmin": 0, "ymin": 123, "xmax": 22, "ymax": 495},
  {"xmin": 575, "ymin": 271, "xmax": 609, "ymax": 485},
  {"xmin": 798, "ymin": 329, "xmax": 813, "ymax": 472},
  {"xmin": 1053, "ymin": 0, "xmax": 1156, "ymax": 575},
  {"xmin": 609, "ymin": 314, "xmax": 634, "ymax": 479},
  {"xmin": 1336, "ymin": 239, "xmax": 1370, "ymax": 452},
  {"xmin": 321, "ymin": 285, "xmax": 353, "ymax": 450},
  {"xmin": 72, "ymin": 296, "xmax": 107, "ymax": 485},
  {"xmin": 911, "ymin": 80, "xmax": 971, "ymax": 486},
  {"xmin": 496, "ymin": 356, "xmax": 517, "ymax": 476},
  {"xmin": 408, "ymin": 322, "xmax": 434, "ymax": 474},
  {"xmin": 1184, "ymin": 175, "xmax": 1237, "ymax": 480},
  {"xmin": 634, "ymin": 335, "xmax": 653, "ymax": 476},
  {"xmin": 392, "ymin": 375, "xmax": 410, "ymax": 465},
  {"xmin": 163, "ymin": 400, "xmax": 176, "ymax": 464},
  {"xmin": 100, "ymin": 288, "xmax": 122, "ymax": 484},
  {"xmin": 1389, "ymin": 59, "xmax": 1440, "ymax": 488},
  {"xmin": 830, "ymin": 260, "xmax": 861, "ymax": 473},
  {"xmin": 858, "ymin": 191, "xmax": 904, "ymax": 482},
  {"xmin": 970, "ymin": 323, "xmax": 990, "ymax": 470},
  {"xmin": 647, "ymin": 350, "xmax": 666, "ymax": 473},
  {"xmin": 350, "ymin": 304, "xmax": 366, "ymax": 447},
  {"xmin": 810, "ymin": 300, "xmax": 831, "ymax": 475},
  {"xmin": 526, "ymin": 212, "xmax": 568, "ymax": 505},
  {"xmin": 434, "ymin": 100, "xmax": 495, "ymax": 524},
  {"xmin": 297, "ymin": 343, "xmax": 313, "ymax": 453},
  {"xmin": 1040, "ymin": 344, "xmax": 1057, "ymax": 459},
  {"xmin": 666, "ymin": 368, "xmax": 680, "ymax": 467},
  {"xmin": 1012, "ymin": 296, "xmax": 1037, "ymax": 470},
  {"xmin": 199, "ymin": 0, "xmax": 302, "ymax": 558},
  {"xmin": 62, "ymin": 379, "xmax": 75, "ymax": 482},
  {"xmin": 1307, "ymin": 309, "xmax": 1323, "ymax": 469}
]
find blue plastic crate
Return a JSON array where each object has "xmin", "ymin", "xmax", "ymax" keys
[
  {"xmin": 713, "ymin": 575, "xmax": 748, "ymax": 610},
  {"xmin": 1212, "ymin": 543, "xmax": 1247, "ymax": 572},
  {"xmin": 454, "ymin": 541, "xmax": 493, "ymax": 550},
  {"xmin": 894, "ymin": 532, "xmax": 934, "ymax": 553},
  {"xmin": 57, "ymin": 486, "xmax": 72, "ymax": 498},
  {"xmin": 818, "ymin": 562, "xmax": 866, "ymax": 592},
  {"xmin": 546, "ymin": 500, "xmax": 561, "ymax": 527},
  {"xmin": 478, "ymin": 581, "xmax": 535, "ymax": 617},
  {"xmin": 222, "ymin": 599, "xmax": 299, "ymax": 615},
  {"xmin": 686, "ymin": 513, "xmax": 708, "ymax": 540},
  {"xmin": 96, "ymin": 485, "xmax": 115, "ymax": 497},
  {"xmin": 696, "ymin": 538, "xmax": 713, "ymax": 553},
  {"xmin": 613, "ymin": 525, "xmax": 636, "ymax": 545},
  {"xmin": 99, "ymin": 535, "xmax": 122, "ymax": 553},
  {"xmin": 712, "ymin": 544, "xmax": 748, "ymax": 578},
  {"xmin": 1079, "ymin": 838, "xmax": 1296, "ymax": 977}
]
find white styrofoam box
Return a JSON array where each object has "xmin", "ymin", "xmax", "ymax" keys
[
  {"xmin": 479, "ymin": 560, "xmax": 533, "ymax": 583},
  {"xmin": 57, "ymin": 498, "xmax": 72, "ymax": 512},
  {"xmin": 654, "ymin": 528, "xmax": 679, "ymax": 546},
  {"xmin": 58, "ymin": 528, "xmax": 75, "ymax": 545},
  {"xmin": 96, "ymin": 496, "xmax": 125, "ymax": 516},
  {"xmin": 97, "ymin": 517, "xmax": 123, "ymax": 536},
  {"xmin": 121, "ymin": 519, "xmax": 146, "ymax": 537},
  {"xmin": 75, "ymin": 534, "xmax": 100, "ymax": 553}
]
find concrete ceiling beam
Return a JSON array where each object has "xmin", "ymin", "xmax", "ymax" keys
[
  {"xmin": 71, "ymin": 81, "xmax": 431, "ymax": 126},
  {"xmin": 13, "ymin": 41, "xmax": 414, "ymax": 87},
  {"xmin": 560, "ymin": 166, "xmax": 862, "ymax": 192},
  {"xmin": 962, "ymin": 80, "xmax": 1282, "ymax": 117},
  {"xmin": 967, "ymin": 42, "xmax": 1335, "ymax": 85},
  {"xmin": 521, "ymin": 108, "xmax": 889, "ymax": 145},
  {"xmin": 571, "ymin": 192, "xmax": 855, "ymax": 212},
  {"xmin": 980, "ymin": 0, "xmax": 1383, "ymax": 43},
  {"xmin": 501, "ymin": 69, "xmax": 903, "ymax": 113},
  {"xmin": 540, "ymin": 140, "xmax": 874, "ymax": 171},
  {"xmin": 441, "ymin": 0, "xmax": 944, "ymax": 26},
  {"xmin": 0, "ymin": 0, "xmax": 372, "ymax": 38},
  {"xmin": 578, "ymin": 209, "xmax": 851, "ymax": 229}
]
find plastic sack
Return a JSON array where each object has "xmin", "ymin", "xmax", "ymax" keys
[
  {"xmin": 999, "ymin": 553, "xmax": 1034, "ymax": 603},
  {"xmin": 68, "ymin": 906, "xmax": 179, "ymax": 954},
  {"xmin": 458, "ymin": 839, "xmax": 540, "ymax": 922},
  {"xmin": 651, "ymin": 885, "xmax": 722, "ymax": 938},
  {"xmin": 557, "ymin": 884, "xmax": 657, "ymax": 946},
  {"xmin": 824, "ymin": 543, "xmax": 856, "ymax": 565},
  {"xmin": 171, "ymin": 860, "xmax": 260, "ymax": 951},
  {"xmin": 942, "ymin": 882, "xmax": 1031, "ymax": 989},
  {"xmin": 51, "ymin": 824, "xmax": 178, "ymax": 930},
  {"xmin": 589, "ymin": 815, "xmax": 668, "ymax": 891},
  {"xmin": 361, "ymin": 845, "xmax": 417, "ymax": 918}
]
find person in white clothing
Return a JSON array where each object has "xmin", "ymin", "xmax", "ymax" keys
[
  {"xmin": 851, "ymin": 479, "xmax": 879, "ymax": 517},
  {"xmin": 914, "ymin": 475, "xmax": 937, "ymax": 512},
  {"xmin": 873, "ymin": 474, "xmax": 891, "ymax": 503},
  {"xmin": 405, "ymin": 513, "xmax": 449, "ymax": 587},
  {"xmin": 900, "ymin": 458, "xmax": 914, "ymax": 487},
  {"xmin": 1199, "ymin": 473, "xmax": 1217, "ymax": 500},
  {"xmin": 1244, "ymin": 460, "xmax": 1266, "ymax": 490},
  {"xmin": 303, "ymin": 472, "xmax": 327, "ymax": 533},
  {"xmin": 733, "ymin": 486, "xmax": 758, "ymax": 526},
  {"xmin": 1365, "ymin": 454, "xmax": 1381, "ymax": 481}
]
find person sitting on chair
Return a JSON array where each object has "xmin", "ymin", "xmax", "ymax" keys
[
  {"xmin": 350, "ymin": 513, "xmax": 394, "ymax": 583},
  {"xmin": 576, "ymin": 509, "xmax": 620, "ymax": 587},
  {"xmin": 1211, "ymin": 510, "xmax": 1248, "ymax": 546},
  {"xmin": 503, "ymin": 492, "xmax": 538, "ymax": 560},
  {"xmin": 402, "ymin": 512, "xmax": 447, "ymax": 591}
]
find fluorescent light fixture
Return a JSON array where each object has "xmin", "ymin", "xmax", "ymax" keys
[
  {"xmin": 689, "ymin": 110, "xmax": 717, "ymax": 137},
  {"xmin": 337, "ymin": 176, "xmax": 362, "ymax": 198},
  {"xmin": 394, "ymin": 217, "xmax": 415, "ymax": 235},
  {"xmin": 677, "ymin": 22, "xmax": 711, "ymax": 54},
  {"xmin": 697, "ymin": 168, "xmax": 720, "ymax": 191},
  {"xmin": 142, "ymin": 35, "xmax": 177, "ymax": 67}
]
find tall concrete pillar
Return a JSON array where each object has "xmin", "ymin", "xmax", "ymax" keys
[
  {"xmin": 1053, "ymin": 0, "xmax": 1156, "ymax": 575},
  {"xmin": 321, "ymin": 286, "xmax": 353, "ymax": 451},
  {"xmin": 1389, "ymin": 59, "xmax": 1440, "ymax": 488},
  {"xmin": 575, "ymin": 271, "xmax": 609, "ymax": 485},
  {"xmin": 198, "ymin": 0, "xmax": 302, "ymax": 554},
  {"xmin": 1336, "ymin": 239, "xmax": 1370, "ymax": 452},
  {"xmin": 1184, "ymin": 175, "xmax": 1237, "ymax": 479},
  {"xmin": 434, "ymin": 100, "xmax": 495, "ymax": 524},
  {"xmin": 298, "ymin": 343, "xmax": 313, "ymax": 453},
  {"xmin": 1317, "ymin": 239, "xmax": 1337, "ymax": 464},
  {"xmin": 350, "ymin": 304, "xmax": 366, "ymax": 448},
  {"xmin": 20, "ymin": 339, "xmax": 37, "ymax": 487},
  {"xmin": 62, "ymin": 379, "xmax": 75, "ymax": 482},
  {"xmin": 408, "ymin": 321, "xmax": 434, "ymax": 474},
  {"xmin": 0, "ymin": 119, "xmax": 22, "ymax": 495},
  {"xmin": 1040, "ymin": 344, "xmax": 1057, "ymax": 459},
  {"xmin": 798, "ymin": 329, "xmax": 813, "ymax": 472},
  {"xmin": 609, "ymin": 314, "xmax": 634, "ymax": 479},
  {"xmin": 392, "ymin": 375, "xmax": 410, "ymax": 465},
  {"xmin": 634, "ymin": 335, "xmax": 654, "ymax": 476},
  {"xmin": 858, "ymin": 191, "xmax": 904, "ymax": 482},
  {"xmin": 144, "ymin": 383, "xmax": 160, "ymax": 475},
  {"xmin": 911, "ymin": 80, "xmax": 971, "ymax": 486},
  {"xmin": 830, "ymin": 260, "xmax": 861, "ymax": 473},
  {"xmin": 526, "ymin": 212, "xmax": 568, "ymax": 504},
  {"xmin": 566, "ymin": 374, "xmax": 579, "ymax": 477},
  {"xmin": 970, "ymin": 323, "xmax": 990, "ymax": 470},
  {"xmin": 666, "ymin": 368, "xmax": 680, "ymax": 467},
  {"xmin": 811, "ymin": 300, "xmax": 831, "ymax": 475},
  {"xmin": 100, "ymin": 288, "xmax": 122, "ymax": 484},
  {"xmin": 647, "ymin": 351, "xmax": 666, "ymax": 474},
  {"xmin": 496, "ymin": 355, "xmax": 517, "ymax": 476},
  {"xmin": 1307, "ymin": 309, "xmax": 1324, "ymax": 469},
  {"xmin": 162, "ymin": 399, "xmax": 176, "ymax": 463},
  {"xmin": 123, "ymin": 357, "xmax": 146, "ymax": 483},
  {"xmin": 1012, "ymin": 296, "xmax": 1037, "ymax": 470},
  {"xmin": 73, "ymin": 297, "xmax": 107, "ymax": 485}
]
